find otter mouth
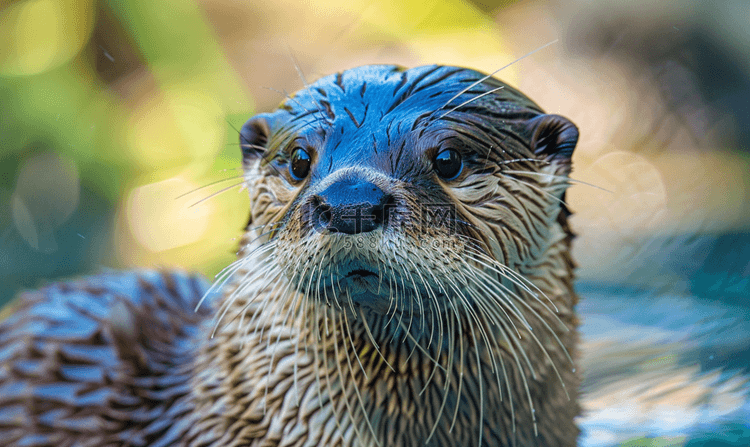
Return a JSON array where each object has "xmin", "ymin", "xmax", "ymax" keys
[
  {"xmin": 340, "ymin": 267, "xmax": 380, "ymax": 295},
  {"xmin": 326, "ymin": 263, "xmax": 388, "ymax": 311},
  {"xmin": 345, "ymin": 269, "xmax": 378, "ymax": 279}
]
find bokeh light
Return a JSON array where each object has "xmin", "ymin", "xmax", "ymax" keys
[{"xmin": 0, "ymin": 0, "xmax": 95, "ymax": 76}]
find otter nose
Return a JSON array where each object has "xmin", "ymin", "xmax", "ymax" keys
[{"xmin": 309, "ymin": 179, "xmax": 390, "ymax": 234}]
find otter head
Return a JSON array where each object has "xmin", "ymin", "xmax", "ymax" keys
[
  {"xmin": 238, "ymin": 65, "xmax": 578, "ymax": 331},
  {"xmin": 226, "ymin": 65, "xmax": 581, "ymax": 445}
]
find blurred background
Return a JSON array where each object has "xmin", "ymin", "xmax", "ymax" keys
[{"xmin": 1, "ymin": 0, "xmax": 748, "ymax": 444}]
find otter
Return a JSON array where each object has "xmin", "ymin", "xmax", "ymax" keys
[{"xmin": 0, "ymin": 65, "xmax": 580, "ymax": 446}]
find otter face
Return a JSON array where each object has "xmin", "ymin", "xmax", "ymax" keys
[
  {"xmin": 238, "ymin": 64, "xmax": 578, "ymax": 333},
  {"xmin": 223, "ymin": 65, "xmax": 581, "ymax": 445}
]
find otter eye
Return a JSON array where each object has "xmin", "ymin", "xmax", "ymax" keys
[
  {"xmin": 434, "ymin": 149, "xmax": 462, "ymax": 180},
  {"xmin": 290, "ymin": 147, "xmax": 311, "ymax": 181}
]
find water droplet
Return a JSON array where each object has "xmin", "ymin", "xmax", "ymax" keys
[{"xmin": 572, "ymin": 368, "xmax": 576, "ymax": 373}]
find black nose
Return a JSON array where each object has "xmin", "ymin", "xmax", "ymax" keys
[{"xmin": 307, "ymin": 179, "xmax": 391, "ymax": 235}]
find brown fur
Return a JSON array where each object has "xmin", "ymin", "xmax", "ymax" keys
[{"xmin": 0, "ymin": 65, "xmax": 581, "ymax": 447}]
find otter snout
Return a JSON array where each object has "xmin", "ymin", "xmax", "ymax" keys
[{"xmin": 305, "ymin": 178, "xmax": 394, "ymax": 234}]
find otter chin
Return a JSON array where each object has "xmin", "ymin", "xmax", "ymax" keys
[{"xmin": 0, "ymin": 64, "xmax": 581, "ymax": 447}]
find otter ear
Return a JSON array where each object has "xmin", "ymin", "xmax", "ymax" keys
[
  {"xmin": 240, "ymin": 114, "xmax": 273, "ymax": 160},
  {"xmin": 526, "ymin": 114, "xmax": 579, "ymax": 171}
]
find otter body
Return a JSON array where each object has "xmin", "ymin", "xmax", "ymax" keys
[{"xmin": 0, "ymin": 65, "xmax": 581, "ymax": 446}]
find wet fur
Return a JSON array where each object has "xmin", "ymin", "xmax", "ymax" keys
[{"xmin": 0, "ymin": 65, "xmax": 582, "ymax": 446}]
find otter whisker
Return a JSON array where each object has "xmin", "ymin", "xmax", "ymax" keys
[
  {"xmin": 497, "ymin": 173, "xmax": 570, "ymax": 208},
  {"xmin": 418, "ymin": 295, "xmax": 444, "ymax": 397},
  {"xmin": 437, "ymin": 86, "xmax": 505, "ymax": 120},
  {"xmin": 212, "ymin": 258, "xmax": 277, "ymax": 337},
  {"xmin": 440, "ymin": 266, "xmax": 500, "ymax": 384},
  {"xmin": 417, "ymin": 257, "xmax": 451, "ymax": 386},
  {"xmin": 188, "ymin": 181, "xmax": 245, "ymax": 209},
  {"xmin": 401, "ymin": 301, "xmax": 422, "ymax": 366},
  {"xmin": 344, "ymin": 287, "xmax": 357, "ymax": 317},
  {"xmin": 433, "ymin": 39, "xmax": 558, "ymax": 114},
  {"xmin": 330, "ymin": 309, "xmax": 373, "ymax": 447},
  {"xmin": 312, "ymin": 287, "xmax": 325, "ymax": 409},
  {"xmin": 425, "ymin": 307, "xmax": 458, "ymax": 445},
  {"xmin": 175, "ymin": 174, "xmax": 245, "ymax": 199},
  {"xmin": 399, "ymin": 267, "xmax": 419, "ymax": 343},
  {"xmin": 497, "ymin": 158, "xmax": 552, "ymax": 166},
  {"xmin": 424, "ymin": 292, "xmax": 437, "ymax": 350},
  {"xmin": 244, "ymin": 215, "xmax": 288, "ymax": 243},
  {"xmin": 359, "ymin": 308, "xmax": 396, "ymax": 373},
  {"xmin": 260, "ymin": 255, "xmax": 305, "ymax": 350},
  {"xmin": 493, "ymin": 309, "xmax": 537, "ymax": 434},
  {"xmin": 477, "ymin": 271, "xmax": 573, "ymax": 370},
  {"xmin": 240, "ymin": 266, "xmax": 286, "ymax": 344},
  {"xmin": 477, "ymin": 290, "xmax": 554, "ymax": 416},
  {"xmin": 502, "ymin": 169, "xmax": 614, "ymax": 193},
  {"xmin": 464, "ymin": 252, "xmax": 551, "ymax": 316},
  {"xmin": 331, "ymin": 263, "xmax": 345, "ymax": 310},
  {"xmin": 395, "ymin": 257, "xmax": 426, "ymax": 343},
  {"xmin": 464, "ymin": 272, "xmax": 554, "ymax": 433},
  {"xmin": 289, "ymin": 254, "xmax": 324, "ymax": 405},
  {"xmin": 507, "ymin": 299, "xmax": 572, "ymax": 400},
  {"xmin": 466, "ymin": 314, "xmax": 485, "ymax": 447},
  {"xmin": 458, "ymin": 263, "xmax": 527, "ymax": 339},
  {"xmin": 261, "ymin": 86, "xmax": 319, "ymax": 123},
  {"xmin": 321, "ymin": 278, "xmax": 331, "ymax": 337},
  {"xmin": 319, "ymin": 306, "xmax": 351, "ymax": 443},
  {"xmin": 237, "ymin": 142, "xmax": 267, "ymax": 151},
  {"xmin": 437, "ymin": 282, "xmax": 489, "ymax": 435},
  {"xmin": 228, "ymin": 267, "xmax": 285, "ymax": 339},
  {"xmin": 288, "ymin": 51, "xmax": 334, "ymax": 128},
  {"xmin": 245, "ymin": 220, "xmax": 285, "ymax": 239},
  {"xmin": 341, "ymin": 310, "xmax": 367, "ymax": 380},
  {"xmin": 246, "ymin": 262, "xmax": 289, "ymax": 341},
  {"xmin": 198, "ymin": 240, "xmax": 277, "ymax": 312},
  {"xmin": 470, "ymin": 304, "xmax": 510, "ymax": 409},
  {"xmin": 414, "ymin": 264, "xmax": 440, "ymax": 344},
  {"xmin": 337, "ymin": 312, "xmax": 381, "ymax": 445},
  {"xmin": 419, "ymin": 308, "xmax": 437, "ymax": 397},
  {"xmin": 382, "ymin": 256, "xmax": 402, "ymax": 329},
  {"xmin": 465, "ymin": 251, "xmax": 545, "ymax": 305},
  {"xmin": 311, "ymin": 246, "xmax": 331, "ymax": 342},
  {"xmin": 493, "ymin": 277, "xmax": 573, "ymax": 367},
  {"xmin": 404, "ymin": 258, "xmax": 428, "ymax": 319},
  {"xmin": 474, "ymin": 298, "xmax": 519, "ymax": 433},
  {"xmin": 326, "ymin": 271, "xmax": 337, "ymax": 308},
  {"xmin": 467, "ymin": 253, "xmax": 562, "ymax": 316},
  {"xmin": 397, "ymin": 320, "xmax": 446, "ymax": 373},
  {"xmin": 225, "ymin": 251, "xmax": 282, "ymax": 313},
  {"xmin": 263, "ymin": 289, "xmax": 303, "ymax": 405},
  {"xmin": 466, "ymin": 274, "xmax": 540, "ymax": 383},
  {"xmin": 461, "ymin": 242, "xmax": 559, "ymax": 312},
  {"xmin": 465, "ymin": 248, "xmax": 570, "ymax": 330},
  {"xmin": 426, "ymin": 260, "xmax": 495, "ymax": 376},
  {"xmin": 375, "ymin": 258, "xmax": 384, "ymax": 295},
  {"xmin": 387, "ymin": 258, "xmax": 410, "ymax": 342}
]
